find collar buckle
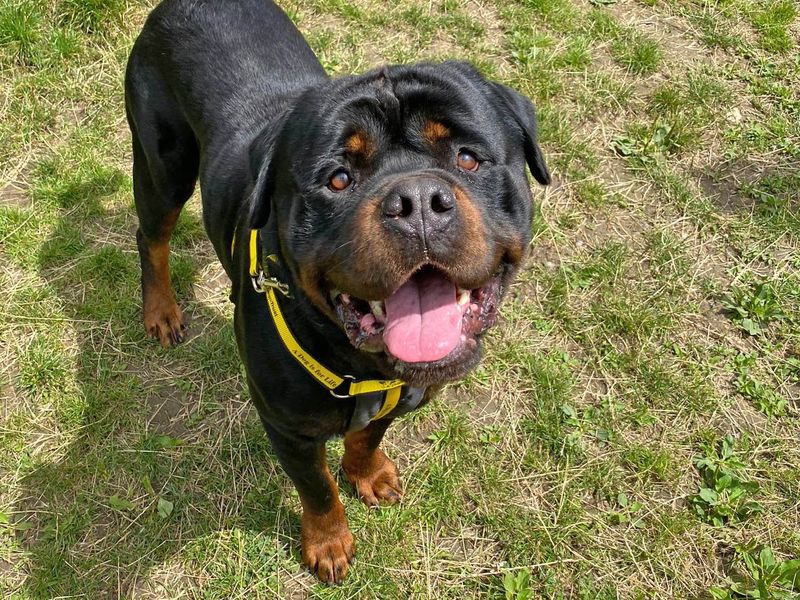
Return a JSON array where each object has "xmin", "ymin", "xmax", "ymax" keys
[{"xmin": 252, "ymin": 271, "xmax": 291, "ymax": 298}]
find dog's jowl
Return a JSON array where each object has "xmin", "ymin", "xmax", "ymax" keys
[{"xmin": 126, "ymin": 0, "xmax": 549, "ymax": 583}]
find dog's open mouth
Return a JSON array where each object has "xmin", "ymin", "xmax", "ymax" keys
[{"xmin": 329, "ymin": 266, "xmax": 502, "ymax": 364}]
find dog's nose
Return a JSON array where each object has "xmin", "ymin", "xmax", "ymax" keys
[{"xmin": 381, "ymin": 177, "xmax": 456, "ymax": 239}]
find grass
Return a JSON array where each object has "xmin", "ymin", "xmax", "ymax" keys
[{"xmin": 1, "ymin": 0, "xmax": 799, "ymax": 598}]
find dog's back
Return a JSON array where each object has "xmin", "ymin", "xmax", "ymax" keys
[
  {"xmin": 124, "ymin": 0, "xmax": 327, "ymax": 345},
  {"xmin": 126, "ymin": 0, "xmax": 325, "ymax": 151}
]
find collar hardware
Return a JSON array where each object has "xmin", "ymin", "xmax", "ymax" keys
[
  {"xmin": 252, "ymin": 270, "xmax": 291, "ymax": 297},
  {"xmin": 330, "ymin": 375, "xmax": 356, "ymax": 399}
]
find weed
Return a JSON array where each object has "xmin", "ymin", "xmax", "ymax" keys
[
  {"xmin": 732, "ymin": 353, "xmax": 787, "ymax": 417},
  {"xmin": 722, "ymin": 281, "xmax": 785, "ymax": 336},
  {"xmin": 740, "ymin": 171, "xmax": 800, "ymax": 236},
  {"xmin": 561, "ymin": 403, "xmax": 614, "ymax": 453},
  {"xmin": 613, "ymin": 119, "xmax": 687, "ymax": 163},
  {"xmin": 606, "ymin": 492, "xmax": 645, "ymax": 527},
  {"xmin": 479, "ymin": 424, "xmax": 503, "ymax": 449},
  {"xmin": 503, "ymin": 570, "xmax": 534, "ymax": 600},
  {"xmin": 691, "ymin": 436, "xmax": 762, "ymax": 527},
  {"xmin": 710, "ymin": 544, "xmax": 800, "ymax": 599}
]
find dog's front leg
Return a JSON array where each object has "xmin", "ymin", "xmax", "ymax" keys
[
  {"xmin": 265, "ymin": 424, "xmax": 354, "ymax": 584},
  {"xmin": 343, "ymin": 419, "xmax": 404, "ymax": 507}
]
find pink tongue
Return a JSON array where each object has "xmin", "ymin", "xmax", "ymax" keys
[{"xmin": 383, "ymin": 270, "xmax": 462, "ymax": 363}]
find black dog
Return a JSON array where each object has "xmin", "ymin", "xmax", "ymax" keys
[{"xmin": 125, "ymin": 0, "xmax": 550, "ymax": 583}]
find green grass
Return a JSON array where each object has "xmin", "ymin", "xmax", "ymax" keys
[{"xmin": 1, "ymin": 0, "xmax": 799, "ymax": 598}]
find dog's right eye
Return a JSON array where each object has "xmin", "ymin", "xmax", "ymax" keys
[
  {"xmin": 328, "ymin": 170, "xmax": 352, "ymax": 192},
  {"xmin": 456, "ymin": 149, "xmax": 480, "ymax": 172}
]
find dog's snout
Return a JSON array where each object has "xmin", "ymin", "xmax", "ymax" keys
[{"xmin": 381, "ymin": 177, "xmax": 456, "ymax": 237}]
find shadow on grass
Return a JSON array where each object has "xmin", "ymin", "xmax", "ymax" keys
[{"xmin": 14, "ymin": 164, "xmax": 297, "ymax": 598}]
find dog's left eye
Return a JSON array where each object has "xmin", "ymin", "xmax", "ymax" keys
[
  {"xmin": 456, "ymin": 149, "xmax": 479, "ymax": 172},
  {"xmin": 328, "ymin": 170, "xmax": 352, "ymax": 192}
]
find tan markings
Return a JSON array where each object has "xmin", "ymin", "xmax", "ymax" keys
[
  {"xmin": 141, "ymin": 208, "xmax": 185, "ymax": 347},
  {"xmin": 343, "ymin": 428, "xmax": 403, "ymax": 507},
  {"xmin": 453, "ymin": 186, "xmax": 489, "ymax": 259},
  {"xmin": 157, "ymin": 208, "xmax": 180, "ymax": 242},
  {"xmin": 296, "ymin": 199, "xmax": 402, "ymax": 315},
  {"xmin": 351, "ymin": 197, "xmax": 406, "ymax": 279},
  {"xmin": 297, "ymin": 267, "xmax": 337, "ymax": 319},
  {"xmin": 504, "ymin": 233, "xmax": 527, "ymax": 265},
  {"xmin": 350, "ymin": 198, "xmax": 402, "ymax": 273},
  {"xmin": 299, "ymin": 458, "xmax": 354, "ymax": 584},
  {"xmin": 317, "ymin": 196, "xmax": 410, "ymax": 300},
  {"xmin": 344, "ymin": 131, "xmax": 375, "ymax": 158},
  {"xmin": 422, "ymin": 120, "xmax": 450, "ymax": 144},
  {"xmin": 150, "ymin": 242, "xmax": 173, "ymax": 288},
  {"xmin": 354, "ymin": 198, "xmax": 386, "ymax": 256}
]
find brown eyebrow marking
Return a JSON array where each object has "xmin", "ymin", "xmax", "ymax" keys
[
  {"xmin": 344, "ymin": 131, "xmax": 375, "ymax": 158},
  {"xmin": 422, "ymin": 120, "xmax": 450, "ymax": 144}
]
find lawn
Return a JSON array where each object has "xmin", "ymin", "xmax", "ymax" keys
[{"xmin": 0, "ymin": 0, "xmax": 798, "ymax": 598}]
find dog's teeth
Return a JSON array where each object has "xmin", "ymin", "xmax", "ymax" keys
[
  {"xmin": 458, "ymin": 289, "xmax": 470, "ymax": 305},
  {"xmin": 340, "ymin": 293, "xmax": 351, "ymax": 304},
  {"xmin": 369, "ymin": 301, "xmax": 385, "ymax": 321}
]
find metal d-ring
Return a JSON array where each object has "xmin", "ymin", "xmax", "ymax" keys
[{"xmin": 330, "ymin": 374, "xmax": 356, "ymax": 399}]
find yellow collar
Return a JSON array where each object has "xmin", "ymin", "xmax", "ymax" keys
[{"xmin": 239, "ymin": 228, "xmax": 406, "ymax": 421}]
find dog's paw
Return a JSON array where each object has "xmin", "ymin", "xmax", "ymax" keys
[
  {"xmin": 301, "ymin": 506, "xmax": 354, "ymax": 584},
  {"xmin": 143, "ymin": 294, "xmax": 186, "ymax": 348},
  {"xmin": 343, "ymin": 449, "xmax": 403, "ymax": 507}
]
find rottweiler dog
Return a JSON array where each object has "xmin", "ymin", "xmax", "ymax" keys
[{"xmin": 125, "ymin": 0, "xmax": 550, "ymax": 583}]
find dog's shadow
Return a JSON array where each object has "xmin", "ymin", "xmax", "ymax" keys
[{"xmin": 13, "ymin": 166, "xmax": 302, "ymax": 598}]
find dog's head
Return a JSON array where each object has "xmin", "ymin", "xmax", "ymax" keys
[{"xmin": 249, "ymin": 61, "xmax": 550, "ymax": 386}]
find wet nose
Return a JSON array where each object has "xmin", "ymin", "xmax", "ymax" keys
[{"xmin": 381, "ymin": 177, "xmax": 456, "ymax": 239}]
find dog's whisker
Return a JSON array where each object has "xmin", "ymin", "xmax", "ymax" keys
[{"xmin": 323, "ymin": 239, "xmax": 355, "ymax": 262}]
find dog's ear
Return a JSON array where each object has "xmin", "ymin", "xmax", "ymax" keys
[
  {"xmin": 489, "ymin": 83, "xmax": 551, "ymax": 186},
  {"xmin": 246, "ymin": 130, "xmax": 277, "ymax": 230}
]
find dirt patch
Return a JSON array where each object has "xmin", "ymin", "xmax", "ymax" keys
[
  {"xmin": 0, "ymin": 349, "xmax": 23, "ymax": 423},
  {"xmin": 53, "ymin": 102, "xmax": 88, "ymax": 132},
  {"xmin": 463, "ymin": 0, "xmax": 503, "ymax": 39},
  {"xmin": 450, "ymin": 382, "xmax": 504, "ymax": 426},
  {"xmin": 191, "ymin": 262, "xmax": 230, "ymax": 307},
  {"xmin": 608, "ymin": 0, "xmax": 716, "ymax": 68},
  {"xmin": 438, "ymin": 523, "xmax": 504, "ymax": 572},
  {"xmin": 146, "ymin": 388, "xmax": 191, "ymax": 438},
  {"xmin": 126, "ymin": 561, "xmax": 204, "ymax": 600},
  {"xmin": 0, "ymin": 183, "xmax": 30, "ymax": 209},
  {"xmin": 698, "ymin": 157, "xmax": 798, "ymax": 218},
  {"xmin": 717, "ymin": 394, "xmax": 768, "ymax": 432}
]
